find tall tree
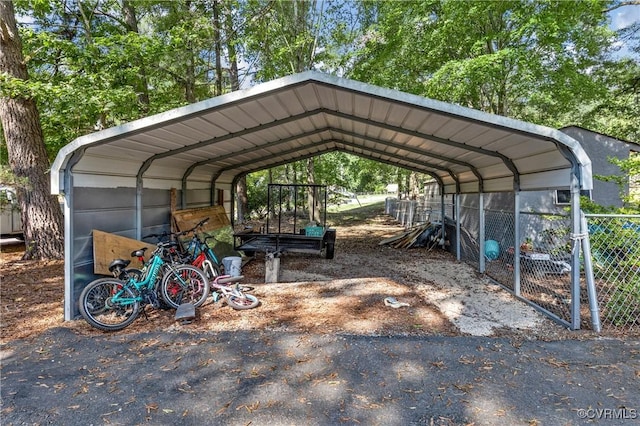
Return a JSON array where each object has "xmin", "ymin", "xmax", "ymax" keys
[
  {"xmin": 244, "ymin": 0, "xmax": 331, "ymax": 219},
  {"xmin": 349, "ymin": 0, "xmax": 616, "ymax": 127},
  {"xmin": 0, "ymin": 0, "xmax": 64, "ymax": 259},
  {"xmin": 121, "ymin": 0, "xmax": 151, "ymax": 113}
]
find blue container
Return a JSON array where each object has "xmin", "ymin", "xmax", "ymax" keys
[
  {"xmin": 305, "ymin": 226, "xmax": 324, "ymax": 237},
  {"xmin": 484, "ymin": 240, "xmax": 500, "ymax": 260}
]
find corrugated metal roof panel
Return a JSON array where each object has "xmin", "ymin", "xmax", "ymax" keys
[{"xmin": 51, "ymin": 71, "xmax": 592, "ymax": 196}]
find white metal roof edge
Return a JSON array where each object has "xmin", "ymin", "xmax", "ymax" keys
[
  {"xmin": 51, "ymin": 70, "xmax": 593, "ymax": 194},
  {"xmin": 306, "ymin": 72, "xmax": 593, "ymax": 168},
  {"xmin": 50, "ymin": 72, "xmax": 317, "ymax": 194}
]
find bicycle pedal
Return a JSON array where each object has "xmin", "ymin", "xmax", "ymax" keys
[{"xmin": 175, "ymin": 303, "xmax": 196, "ymax": 323}]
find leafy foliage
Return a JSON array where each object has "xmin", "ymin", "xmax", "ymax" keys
[{"xmin": 3, "ymin": 0, "xmax": 638, "ymax": 219}]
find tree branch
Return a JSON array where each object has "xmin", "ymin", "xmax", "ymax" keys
[{"xmin": 604, "ymin": 1, "xmax": 640, "ymax": 13}]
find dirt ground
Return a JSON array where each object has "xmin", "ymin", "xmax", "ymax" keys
[{"xmin": 0, "ymin": 203, "xmax": 579, "ymax": 345}]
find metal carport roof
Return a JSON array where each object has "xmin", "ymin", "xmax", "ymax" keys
[
  {"xmin": 51, "ymin": 71, "xmax": 596, "ymax": 324},
  {"xmin": 52, "ymin": 71, "xmax": 592, "ymax": 200}
]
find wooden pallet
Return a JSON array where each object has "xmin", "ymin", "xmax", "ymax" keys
[{"xmin": 172, "ymin": 205, "xmax": 230, "ymax": 233}]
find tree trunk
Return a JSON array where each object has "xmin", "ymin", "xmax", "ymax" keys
[
  {"xmin": 236, "ymin": 175, "xmax": 248, "ymax": 222},
  {"xmin": 306, "ymin": 158, "xmax": 321, "ymax": 223},
  {"xmin": 0, "ymin": 0, "xmax": 64, "ymax": 259},
  {"xmin": 122, "ymin": 0, "xmax": 150, "ymax": 114},
  {"xmin": 225, "ymin": 3, "xmax": 247, "ymax": 221},
  {"xmin": 212, "ymin": 0, "xmax": 223, "ymax": 96},
  {"xmin": 225, "ymin": 8, "xmax": 239, "ymax": 91}
]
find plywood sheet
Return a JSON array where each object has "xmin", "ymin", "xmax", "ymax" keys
[
  {"xmin": 172, "ymin": 206, "xmax": 230, "ymax": 233},
  {"xmin": 92, "ymin": 229, "xmax": 153, "ymax": 275}
]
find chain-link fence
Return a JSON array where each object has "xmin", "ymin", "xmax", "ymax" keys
[
  {"xmin": 483, "ymin": 211, "xmax": 575, "ymax": 327},
  {"xmin": 384, "ymin": 198, "xmax": 453, "ymax": 227},
  {"xmin": 585, "ymin": 214, "xmax": 640, "ymax": 333},
  {"xmin": 385, "ymin": 197, "xmax": 640, "ymax": 334}
]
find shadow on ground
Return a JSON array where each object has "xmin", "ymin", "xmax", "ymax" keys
[{"xmin": 2, "ymin": 328, "xmax": 639, "ymax": 425}]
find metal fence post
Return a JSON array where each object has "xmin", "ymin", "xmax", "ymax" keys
[
  {"xmin": 570, "ymin": 181, "xmax": 581, "ymax": 330},
  {"xmin": 581, "ymin": 211, "xmax": 601, "ymax": 332},
  {"xmin": 514, "ymin": 191, "xmax": 521, "ymax": 297},
  {"xmin": 440, "ymin": 193, "xmax": 446, "ymax": 247},
  {"xmin": 455, "ymin": 194, "xmax": 461, "ymax": 261},
  {"xmin": 479, "ymin": 193, "xmax": 486, "ymax": 273}
]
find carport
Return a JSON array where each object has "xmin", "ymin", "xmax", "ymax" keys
[{"xmin": 51, "ymin": 71, "xmax": 597, "ymax": 328}]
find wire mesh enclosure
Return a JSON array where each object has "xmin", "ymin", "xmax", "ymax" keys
[
  {"xmin": 266, "ymin": 184, "xmax": 327, "ymax": 234},
  {"xmin": 484, "ymin": 211, "xmax": 574, "ymax": 327},
  {"xmin": 386, "ymin": 195, "xmax": 640, "ymax": 334}
]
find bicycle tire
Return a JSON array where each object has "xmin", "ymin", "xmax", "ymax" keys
[
  {"xmin": 78, "ymin": 278, "xmax": 140, "ymax": 332},
  {"xmin": 160, "ymin": 264, "xmax": 210, "ymax": 309},
  {"xmin": 225, "ymin": 293, "xmax": 260, "ymax": 310}
]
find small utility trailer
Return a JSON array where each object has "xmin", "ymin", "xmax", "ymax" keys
[{"xmin": 234, "ymin": 184, "xmax": 336, "ymax": 259}]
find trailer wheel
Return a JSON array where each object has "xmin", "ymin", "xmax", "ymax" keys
[
  {"xmin": 323, "ymin": 229, "xmax": 336, "ymax": 259},
  {"xmin": 324, "ymin": 242, "xmax": 335, "ymax": 259}
]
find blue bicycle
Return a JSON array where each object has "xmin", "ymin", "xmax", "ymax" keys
[{"xmin": 78, "ymin": 238, "xmax": 209, "ymax": 332}]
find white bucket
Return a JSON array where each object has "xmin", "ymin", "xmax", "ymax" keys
[{"xmin": 222, "ymin": 256, "xmax": 242, "ymax": 277}]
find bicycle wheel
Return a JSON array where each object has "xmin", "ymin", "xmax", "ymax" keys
[
  {"xmin": 78, "ymin": 278, "xmax": 140, "ymax": 332},
  {"xmin": 161, "ymin": 264, "xmax": 210, "ymax": 309},
  {"xmin": 225, "ymin": 293, "xmax": 260, "ymax": 310}
]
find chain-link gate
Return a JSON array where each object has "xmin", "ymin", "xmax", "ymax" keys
[{"xmin": 483, "ymin": 211, "xmax": 575, "ymax": 326}]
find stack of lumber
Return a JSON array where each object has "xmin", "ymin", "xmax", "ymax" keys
[
  {"xmin": 379, "ymin": 222, "xmax": 450, "ymax": 249},
  {"xmin": 379, "ymin": 222, "xmax": 435, "ymax": 249}
]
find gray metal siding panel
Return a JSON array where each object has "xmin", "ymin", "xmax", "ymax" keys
[
  {"xmin": 185, "ymin": 188, "xmax": 212, "ymax": 209},
  {"xmin": 70, "ymin": 187, "xmax": 173, "ymax": 318},
  {"xmin": 561, "ymin": 127, "xmax": 631, "ymax": 208}
]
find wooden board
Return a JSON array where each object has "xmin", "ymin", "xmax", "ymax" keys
[
  {"xmin": 172, "ymin": 206, "xmax": 245, "ymax": 260},
  {"xmin": 172, "ymin": 206, "xmax": 230, "ymax": 233},
  {"xmin": 92, "ymin": 230, "xmax": 153, "ymax": 275}
]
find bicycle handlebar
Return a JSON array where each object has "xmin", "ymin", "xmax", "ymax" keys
[
  {"xmin": 142, "ymin": 216, "xmax": 210, "ymax": 242},
  {"xmin": 184, "ymin": 217, "xmax": 210, "ymax": 234}
]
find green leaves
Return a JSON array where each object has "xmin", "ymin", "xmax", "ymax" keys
[{"xmin": 348, "ymin": 0, "xmax": 629, "ymax": 133}]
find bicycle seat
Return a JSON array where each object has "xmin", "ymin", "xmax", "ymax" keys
[
  {"xmin": 159, "ymin": 241, "xmax": 179, "ymax": 248},
  {"xmin": 108, "ymin": 258, "xmax": 131, "ymax": 273},
  {"xmin": 131, "ymin": 247, "xmax": 148, "ymax": 258}
]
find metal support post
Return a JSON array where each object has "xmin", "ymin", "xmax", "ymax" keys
[
  {"xmin": 455, "ymin": 194, "xmax": 461, "ymax": 261},
  {"xmin": 479, "ymin": 193, "xmax": 486, "ymax": 273},
  {"xmin": 514, "ymin": 191, "xmax": 521, "ymax": 297},
  {"xmin": 570, "ymin": 178, "xmax": 582, "ymax": 330}
]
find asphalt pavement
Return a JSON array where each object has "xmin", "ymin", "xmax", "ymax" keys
[{"xmin": 1, "ymin": 327, "xmax": 639, "ymax": 425}]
